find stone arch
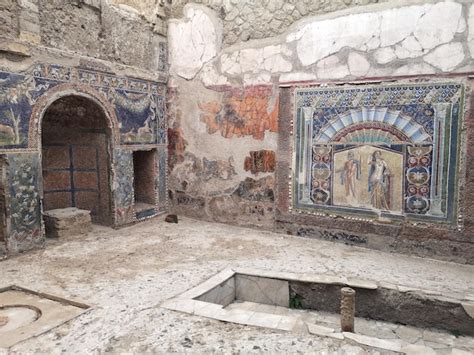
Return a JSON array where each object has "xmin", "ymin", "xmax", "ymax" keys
[
  {"xmin": 30, "ymin": 83, "xmax": 120, "ymax": 226},
  {"xmin": 28, "ymin": 83, "xmax": 120, "ymax": 150}
]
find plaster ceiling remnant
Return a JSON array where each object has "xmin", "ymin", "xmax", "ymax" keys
[
  {"xmin": 279, "ymin": 72, "xmax": 317, "ymax": 83},
  {"xmin": 220, "ymin": 44, "xmax": 293, "ymax": 78},
  {"xmin": 199, "ymin": 64, "xmax": 229, "ymax": 87},
  {"xmin": 373, "ymin": 47, "xmax": 396, "ymax": 65},
  {"xmin": 379, "ymin": 5, "xmax": 427, "ymax": 47},
  {"xmin": 392, "ymin": 62, "xmax": 436, "ymax": 77},
  {"xmin": 394, "ymin": 36, "xmax": 424, "ymax": 59},
  {"xmin": 316, "ymin": 55, "xmax": 349, "ymax": 80},
  {"xmin": 288, "ymin": 1, "xmax": 465, "ymax": 71}
]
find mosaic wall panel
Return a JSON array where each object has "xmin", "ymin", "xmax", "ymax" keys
[
  {"xmin": 157, "ymin": 147, "xmax": 167, "ymax": 211},
  {"xmin": 7, "ymin": 153, "xmax": 42, "ymax": 248},
  {"xmin": 293, "ymin": 83, "xmax": 463, "ymax": 225},
  {"xmin": 0, "ymin": 64, "xmax": 167, "ymax": 148},
  {"xmin": 113, "ymin": 149, "xmax": 135, "ymax": 225}
]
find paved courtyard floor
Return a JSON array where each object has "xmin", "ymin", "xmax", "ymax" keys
[{"xmin": 0, "ymin": 217, "xmax": 473, "ymax": 354}]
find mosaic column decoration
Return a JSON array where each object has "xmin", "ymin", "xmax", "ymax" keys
[
  {"xmin": 428, "ymin": 103, "xmax": 448, "ymax": 217},
  {"xmin": 296, "ymin": 107, "xmax": 314, "ymax": 204}
]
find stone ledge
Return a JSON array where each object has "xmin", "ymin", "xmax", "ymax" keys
[{"xmin": 0, "ymin": 40, "xmax": 31, "ymax": 57}]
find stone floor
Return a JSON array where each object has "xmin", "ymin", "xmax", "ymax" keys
[
  {"xmin": 0, "ymin": 216, "xmax": 473, "ymax": 354},
  {"xmin": 226, "ymin": 302, "xmax": 474, "ymax": 352}
]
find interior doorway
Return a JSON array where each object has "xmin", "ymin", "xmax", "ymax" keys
[{"xmin": 41, "ymin": 95, "xmax": 112, "ymax": 225}]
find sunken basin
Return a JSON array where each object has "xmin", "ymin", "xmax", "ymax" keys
[{"xmin": 163, "ymin": 268, "xmax": 474, "ymax": 353}]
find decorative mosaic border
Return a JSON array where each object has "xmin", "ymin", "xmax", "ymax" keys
[{"xmin": 33, "ymin": 64, "xmax": 166, "ymax": 95}]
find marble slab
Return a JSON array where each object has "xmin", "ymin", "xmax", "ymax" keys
[
  {"xmin": 0, "ymin": 286, "xmax": 89, "ymax": 348},
  {"xmin": 196, "ymin": 276, "xmax": 235, "ymax": 307},
  {"xmin": 235, "ymin": 274, "xmax": 289, "ymax": 307},
  {"xmin": 177, "ymin": 268, "xmax": 235, "ymax": 300}
]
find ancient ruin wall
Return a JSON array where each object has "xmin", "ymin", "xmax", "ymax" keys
[
  {"xmin": 167, "ymin": 0, "xmax": 474, "ymax": 263},
  {"xmin": 1, "ymin": 0, "xmax": 168, "ymax": 74},
  {"xmin": 171, "ymin": 0, "xmax": 390, "ymax": 45},
  {"xmin": 0, "ymin": 0, "xmax": 19, "ymax": 40},
  {"xmin": 39, "ymin": 0, "xmax": 167, "ymax": 72}
]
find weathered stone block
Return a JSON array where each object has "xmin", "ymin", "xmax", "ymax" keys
[
  {"xmin": 18, "ymin": 0, "xmax": 39, "ymax": 13},
  {"xmin": 43, "ymin": 208, "xmax": 92, "ymax": 238},
  {"xmin": 18, "ymin": 31, "xmax": 41, "ymax": 44},
  {"xmin": 19, "ymin": 19, "xmax": 40, "ymax": 34}
]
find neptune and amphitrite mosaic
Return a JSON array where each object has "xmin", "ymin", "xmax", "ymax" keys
[{"xmin": 293, "ymin": 83, "xmax": 463, "ymax": 226}]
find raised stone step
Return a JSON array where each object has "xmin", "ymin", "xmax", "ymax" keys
[{"xmin": 43, "ymin": 208, "xmax": 92, "ymax": 238}]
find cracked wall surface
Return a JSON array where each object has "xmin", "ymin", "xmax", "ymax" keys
[
  {"xmin": 167, "ymin": 0, "xmax": 474, "ymax": 263},
  {"xmin": 170, "ymin": 0, "xmax": 390, "ymax": 46}
]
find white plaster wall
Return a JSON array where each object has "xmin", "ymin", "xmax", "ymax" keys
[{"xmin": 169, "ymin": 0, "xmax": 474, "ymax": 86}]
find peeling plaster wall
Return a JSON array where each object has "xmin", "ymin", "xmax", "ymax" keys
[
  {"xmin": 170, "ymin": 0, "xmax": 389, "ymax": 46},
  {"xmin": 167, "ymin": 0, "xmax": 474, "ymax": 263}
]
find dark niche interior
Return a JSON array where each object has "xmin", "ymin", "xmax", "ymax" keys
[
  {"xmin": 132, "ymin": 149, "xmax": 156, "ymax": 216},
  {"xmin": 41, "ymin": 95, "xmax": 112, "ymax": 225}
]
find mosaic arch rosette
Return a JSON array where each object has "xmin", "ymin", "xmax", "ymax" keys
[{"xmin": 293, "ymin": 83, "xmax": 464, "ymax": 225}]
